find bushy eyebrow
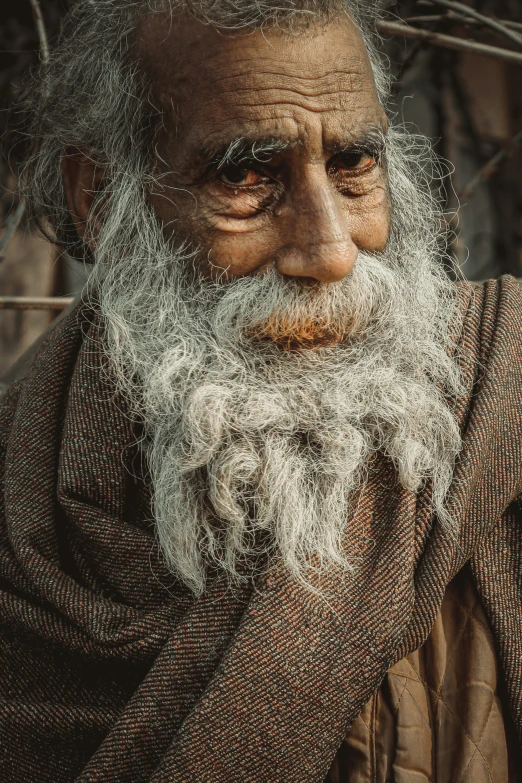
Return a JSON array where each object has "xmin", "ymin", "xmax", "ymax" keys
[
  {"xmin": 198, "ymin": 136, "xmax": 293, "ymax": 171},
  {"xmin": 325, "ymin": 126, "xmax": 386, "ymax": 158},
  {"xmin": 195, "ymin": 125, "xmax": 387, "ymax": 173}
]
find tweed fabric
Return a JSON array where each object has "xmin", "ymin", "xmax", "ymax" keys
[{"xmin": 0, "ymin": 276, "xmax": 521, "ymax": 782}]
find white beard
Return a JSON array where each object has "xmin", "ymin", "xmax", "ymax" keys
[{"xmin": 89, "ymin": 132, "xmax": 465, "ymax": 596}]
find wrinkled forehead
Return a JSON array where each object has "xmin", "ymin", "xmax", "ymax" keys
[{"xmin": 135, "ymin": 11, "xmax": 384, "ymax": 152}]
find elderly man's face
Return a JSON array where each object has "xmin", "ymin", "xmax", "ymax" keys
[
  {"xmin": 136, "ymin": 12, "xmax": 391, "ymax": 283},
  {"xmin": 71, "ymin": 13, "xmax": 461, "ymax": 594}
]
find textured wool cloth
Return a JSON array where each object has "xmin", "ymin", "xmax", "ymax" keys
[{"xmin": 1, "ymin": 275, "xmax": 522, "ymax": 782}]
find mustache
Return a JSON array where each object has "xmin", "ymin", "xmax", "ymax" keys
[
  {"xmin": 192, "ymin": 258, "xmax": 400, "ymax": 355},
  {"xmin": 250, "ymin": 316, "xmax": 349, "ymax": 350},
  {"xmin": 244, "ymin": 276, "xmax": 355, "ymax": 349}
]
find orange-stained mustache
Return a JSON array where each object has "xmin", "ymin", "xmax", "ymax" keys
[{"xmin": 250, "ymin": 313, "xmax": 353, "ymax": 350}]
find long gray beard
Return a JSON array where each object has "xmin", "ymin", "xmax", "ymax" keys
[{"xmin": 90, "ymin": 236, "xmax": 464, "ymax": 596}]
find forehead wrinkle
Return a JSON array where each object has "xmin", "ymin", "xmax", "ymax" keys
[
  {"xmin": 138, "ymin": 12, "xmax": 377, "ymax": 112},
  {"xmin": 207, "ymin": 84, "xmax": 369, "ymax": 103},
  {"xmin": 180, "ymin": 87, "xmax": 380, "ymax": 131},
  {"xmin": 167, "ymin": 57, "xmax": 379, "ymax": 130},
  {"xmin": 177, "ymin": 59, "xmax": 369, "ymax": 87},
  {"xmin": 158, "ymin": 74, "xmax": 373, "ymax": 128},
  {"xmin": 168, "ymin": 66, "xmax": 370, "ymax": 109},
  {"xmin": 213, "ymin": 101, "xmax": 368, "ymax": 119}
]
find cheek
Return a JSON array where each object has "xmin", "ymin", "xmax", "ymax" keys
[
  {"xmin": 199, "ymin": 230, "xmax": 278, "ymax": 279},
  {"xmin": 344, "ymin": 185, "xmax": 391, "ymax": 253},
  {"xmin": 148, "ymin": 180, "xmax": 278, "ymax": 277}
]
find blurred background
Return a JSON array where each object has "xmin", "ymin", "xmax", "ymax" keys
[{"xmin": 0, "ymin": 0, "xmax": 521, "ymax": 381}]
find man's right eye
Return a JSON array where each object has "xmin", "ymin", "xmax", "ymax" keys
[{"xmin": 218, "ymin": 166, "xmax": 268, "ymax": 187}]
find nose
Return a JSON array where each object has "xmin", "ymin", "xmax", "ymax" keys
[{"xmin": 275, "ymin": 173, "xmax": 358, "ymax": 284}]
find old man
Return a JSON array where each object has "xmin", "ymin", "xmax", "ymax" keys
[{"xmin": 1, "ymin": 0, "xmax": 521, "ymax": 780}]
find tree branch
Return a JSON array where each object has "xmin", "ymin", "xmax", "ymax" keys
[
  {"xmin": 405, "ymin": 13, "xmax": 522, "ymax": 33},
  {"xmin": 0, "ymin": 296, "xmax": 74, "ymax": 311},
  {"xmin": 376, "ymin": 20, "xmax": 522, "ymax": 66},
  {"xmin": 458, "ymin": 131, "xmax": 522, "ymax": 202},
  {"xmin": 0, "ymin": 0, "xmax": 49, "ymax": 262},
  {"xmin": 28, "ymin": 0, "xmax": 49, "ymax": 62},
  {"xmin": 0, "ymin": 202, "xmax": 25, "ymax": 259},
  {"xmin": 419, "ymin": 0, "xmax": 522, "ymax": 49}
]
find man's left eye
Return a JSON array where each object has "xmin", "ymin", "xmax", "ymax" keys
[
  {"xmin": 332, "ymin": 153, "xmax": 378, "ymax": 173},
  {"xmin": 218, "ymin": 166, "xmax": 267, "ymax": 187}
]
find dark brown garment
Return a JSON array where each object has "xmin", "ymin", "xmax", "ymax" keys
[
  {"xmin": 0, "ymin": 276, "xmax": 522, "ymax": 782},
  {"xmin": 329, "ymin": 569, "xmax": 517, "ymax": 782}
]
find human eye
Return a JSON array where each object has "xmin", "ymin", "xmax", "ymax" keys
[
  {"xmin": 218, "ymin": 164, "xmax": 270, "ymax": 188},
  {"xmin": 205, "ymin": 157, "xmax": 282, "ymax": 221},
  {"xmin": 328, "ymin": 143, "xmax": 383, "ymax": 198},
  {"xmin": 329, "ymin": 149, "xmax": 379, "ymax": 176}
]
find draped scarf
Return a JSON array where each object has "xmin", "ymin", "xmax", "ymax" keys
[{"xmin": 0, "ymin": 276, "xmax": 521, "ymax": 782}]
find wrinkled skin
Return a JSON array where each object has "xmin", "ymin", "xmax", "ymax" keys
[{"xmin": 64, "ymin": 11, "xmax": 391, "ymax": 285}]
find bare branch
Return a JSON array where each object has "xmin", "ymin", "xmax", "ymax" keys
[
  {"xmin": 458, "ymin": 130, "xmax": 522, "ymax": 202},
  {"xmin": 406, "ymin": 13, "xmax": 522, "ymax": 33},
  {"xmin": 376, "ymin": 21, "xmax": 522, "ymax": 66},
  {"xmin": 0, "ymin": 202, "xmax": 25, "ymax": 260},
  {"xmin": 505, "ymin": 21, "xmax": 522, "ymax": 33},
  {"xmin": 0, "ymin": 0, "xmax": 50, "ymax": 262},
  {"xmin": 419, "ymin": 0, "xmax": 522, "ymax": 49},
  {"xmin": 29, "ymin": 0, "xmax": 49, "ymax": 63},
  {"xmin": 404, "ymin": 14, "xmax": 455, "ymax": 23},
  {"xmin": 0, "ymin": 296, "xmax": 75, "ymax": 311}
]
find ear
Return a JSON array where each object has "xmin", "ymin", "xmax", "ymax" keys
[{"xmin": 62, "ymin": 148, "xmax": 105, "ymax": 250}]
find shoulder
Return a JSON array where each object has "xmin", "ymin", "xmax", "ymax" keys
[
  {"xmin": 0, "ymin": 380, "xmax": 24, "ymax": 460},
  {"xmin": 0, "ymin": 301, "xmax": 89, "ymax": 474},
  {"xmin": 0, "ymin": 380, "xmax": 24, "ymax": 520},
  {"xmin": 453, "ymin": 276, "xmax": 522, "ymax": 402},
  {"xmin": 456, "ymin": 275, "xmax": 522, "ymax": 366},
  {"xmin": 452, "ymin": 276, "xmax": 522, "ymax": 514}
]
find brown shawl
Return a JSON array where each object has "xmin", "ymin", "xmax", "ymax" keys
[{"xmin": 0, "ymin": 276, "xmax": 521, "ymax": 782}]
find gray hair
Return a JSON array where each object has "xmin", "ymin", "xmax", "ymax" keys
[{"xmin": 19, "ymin": 0, "xmax": 390, "ymax": 260}]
